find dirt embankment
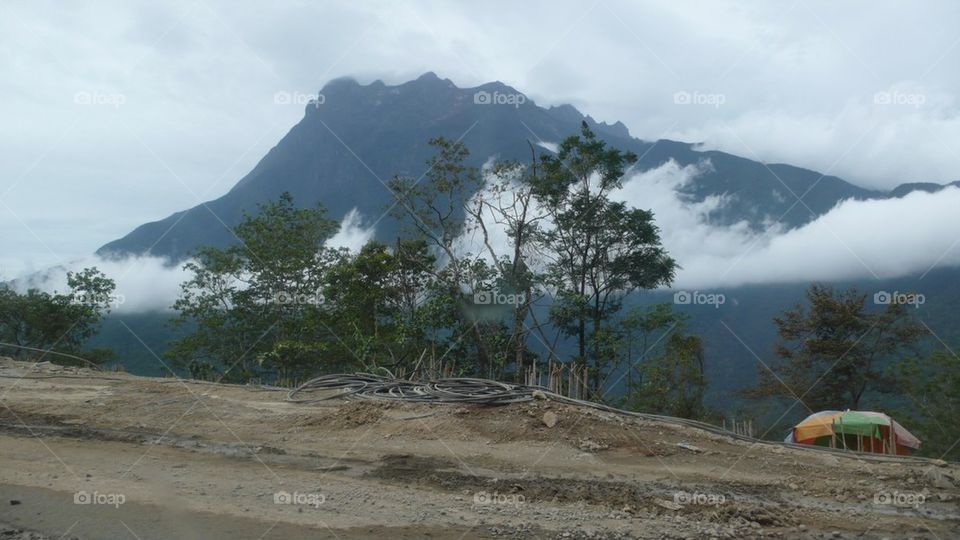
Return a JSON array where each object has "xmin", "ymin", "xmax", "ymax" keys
[{"xmin": 0, "ymin": 358, "xmax": 957, "ymax": 539}]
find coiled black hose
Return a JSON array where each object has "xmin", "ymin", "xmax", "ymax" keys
[{"xmin": 287, "ymin": 373, "xmax": 538, "ymax": 405}]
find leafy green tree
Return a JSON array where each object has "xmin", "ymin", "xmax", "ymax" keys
[
  {"xmin": 389, "ymin": 137, "xmax": 496, "ymax": 376},
  {"xmin": 319, "ymin": 239, "xmax": 441, "ymax": 375},
  {"xmin": 168, "ymin": 129, "xmax": 681, "ymax": 391},
  {"xmin": 893, "ymin": 350, "xmax": 960, "ymax": 460},
  {"xmin": 466, "ymin": 146, "xmax": 553, "ymax": 381},
  {"xmin": 615, "ymin": 304, "xmax": 710, "ymax": 419},
  {"xmin": 170, "ymin": 193, "xmax": 451, "ymax": 383},
  {"xmin": 746, "ymin": 284, "xmax": 927, "ymax": 411},
  {"xmin": 625, "ymin": 332, "xmax": 708, "ymax": 419},
  {"xmin": 616, "ymin": 303, "xmax": 686, "ymax": 386},
  {"xmin": 529, "ymin": 122, "xmax": 677, "ymax": 395},
  {"xmin": 0, "ymin": 267, "xmax": 117, "ymax": 365},
  {"xmin": 169, "ymin": 193, "xmax": 340, "ymax": 381}
]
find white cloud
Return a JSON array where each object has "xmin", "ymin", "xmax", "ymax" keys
[
  {"xmin": 457, "ymin": 158, "xmax": 960, "ymax": 293},
  {"xmin": 454, "ymin": 165, "xmax": 546, "ymax": 267},
  {"xmin": 684, "ymin": 186, "xmax": 960, "ymax": 288},
  {"xmin": 327, "ymin": 208, "xmax": 376, "ymax": 252},
  {"xmin": 11, "ymin": 255, "xmax": 188, "ymax": 313},
  {"xmin": 615, "ymin": 159, "xmax": 765, "ymax": 271},
  {"xmin": 616, "ymin": 162, "xmax": 960, "ymax": 289},
  {"xmin": 535, "ymin": 141, "xmax": 559, "ymax": 153},
  {"xmin": 673, "ymin": 84, "xmax": 960, "ymax": 189},
  {"xmin": 15, "ymin": 162, "xmax": 960, "ymax": 313},
  {"xmin": 7, "ymin": 209, "xmax": 377, "ymax": 312}
]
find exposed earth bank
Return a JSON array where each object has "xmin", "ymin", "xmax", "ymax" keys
[{"xmin": 0, "ymin": 358, "xmax": 957, "ymax": 539}]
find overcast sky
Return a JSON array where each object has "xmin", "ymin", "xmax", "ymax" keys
[{"xmin": 2, "ymin": 0, "xmax": 960, "ymax": 279}]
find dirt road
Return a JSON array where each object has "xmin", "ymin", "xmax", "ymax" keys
[{"xmin": 0, "ymin": 358, "xmax": 956, "ymax": 539}]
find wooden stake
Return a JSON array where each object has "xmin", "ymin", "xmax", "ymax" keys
[{"xmin": 839, "ymin": 416, "xmax": 847, "ymax": 451}]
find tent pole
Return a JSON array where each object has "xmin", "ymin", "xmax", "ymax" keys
[{"xmin": 839, "ymin": 416, "xmax": 847, "ymax": 451}]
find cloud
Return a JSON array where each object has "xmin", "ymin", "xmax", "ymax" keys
[
  {"xmin": 457, "ymin": 157, "xmax": 960, "ymax": 292},
  {"xmin": 685, "ymin": 186, "xmax": 960, "ymax": 288},
  {"xmin": 616, "ymin": 162, "xmax": 960, "ymax": 289},
  {"xmin": 15, "ymin": 162, "xmax": 959, "ymax": 313},
  {"xmin": 453, "ymin": 164, "xmax": 545, "ymax": 267},
  {"xmin": 327, "ymin": 208, "xmax": 376, "ymax": 252},
  {"xmin": 535, "ymin": 141, "xmax": 559, "ymax": 153},
  {"xmin": 9, "ymin": 209, "xmax": 377, "ymax": 312},
  {"xmin": 10, "ymin": 255, "xmax": 188, "ymax": 313},
  {"xmin": 672, "ymin": 84, "xmax": 960, "ymax": 190}
]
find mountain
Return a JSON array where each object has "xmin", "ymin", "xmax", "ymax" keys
[
  {"xmin": 888, "ymin": 180, "xmax": 960, "ymax": 198},
  {"xmin": 97, "ymin": 72, "xmax": 943, "ymax": 260},
  {"xmin": 87, "ymin": 73, "xmax": 960, "ymax": 416}
]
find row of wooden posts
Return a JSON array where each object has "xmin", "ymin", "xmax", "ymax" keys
[
  {"xmin": 411, "ymin": 356, "xmax": 764, "ymax": 439},
  {"xmin": 524, "ymin": 360, "xmax": 589, "ymax": 399},
  {"xmin": 827, "ymin": 415, "xmax": 900, "ymax": 454},
  {"xmin": 395, "ymin": 350, "xmax": 455, "ymax": 382},
  {"xmin": 723, "ymin": 418, "xmax": 754, "ymax": 438}
]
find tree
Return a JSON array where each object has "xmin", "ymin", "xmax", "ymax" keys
[
  {"xmin": 746, "ymin": 284, "xmax": 927, "ymax": 411},
  {"xmin": 389, "ymin": 137, "xmax": 495, "ymax": 376},
  {"xmin": 616, "ymin": 303, "xmax": 685, "ymax": 386},
  {"xmin": 892, "ymin": 350, "xmax": 960, "ymax": 460},
  {"xmin": 529, "ymin": 122, "xmax": 677, "ymax": 396},
  {"xmin": 625, "ymin": 332, "xmax": 708, "ymax": 419},
  {"xmin": 0, "ymin": 267, "xmax": 117, "ymax": 365},
  {"xmin": 615, "ymin": 304, "xmax": 710, "ymax": 419},
  {"xmin": 169, "ymin": 193, "xmax": 340, "ymax": 381},
  {"xmin": 319, "ymin": 239, "xmax": 440, "ymax": 376},
  {"xmin": 465, "ymin": 146, "xmax": 548, "ymax": 381},
  {"xmin": 170, "ymin": 193, "xmax": 452, "ymax": 383}
]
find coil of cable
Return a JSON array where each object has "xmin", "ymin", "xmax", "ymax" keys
[{"xmin": 287, "ymin": 373, "xmax": 539, "ymax": 405}]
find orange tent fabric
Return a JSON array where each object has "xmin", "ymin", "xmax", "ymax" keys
[{"xmin": 793, "ymin": 411, "xmax": 842, "ymax": 442}]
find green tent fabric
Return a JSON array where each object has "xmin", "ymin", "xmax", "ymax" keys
[{"xmin": 833, "ymin": 411, "xmax": 889, "ymax": 438}]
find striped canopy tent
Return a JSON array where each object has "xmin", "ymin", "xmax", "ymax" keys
[{"xmin": 784, "ymin": 410, "xmax": 921, "ymax": 455}]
